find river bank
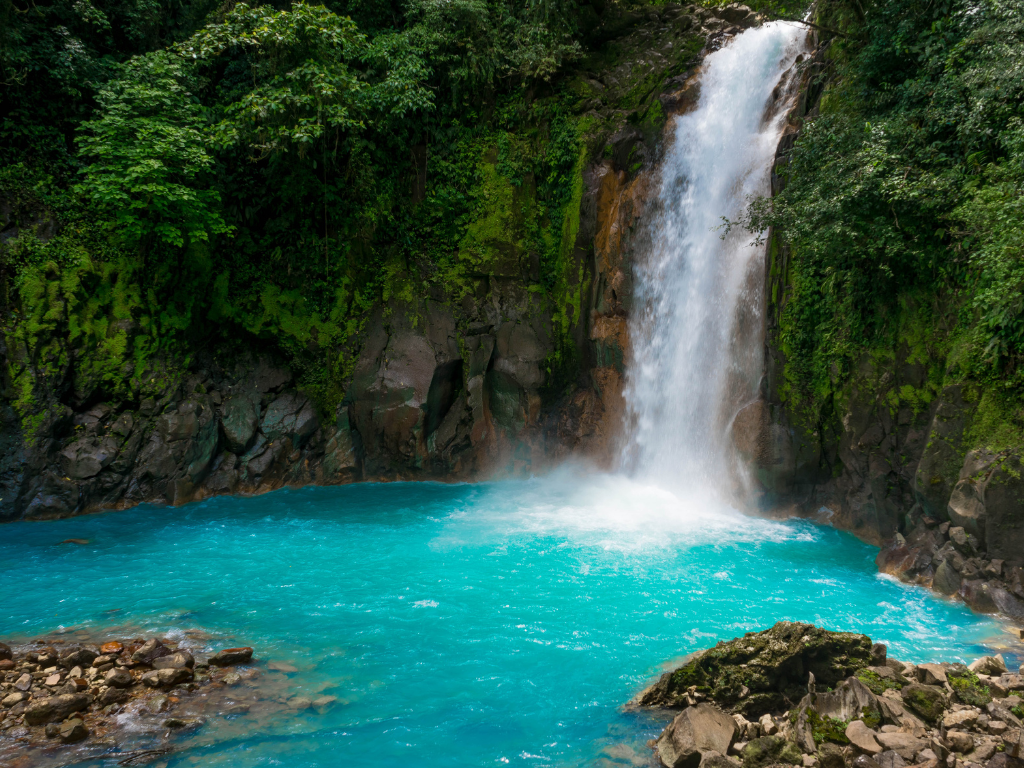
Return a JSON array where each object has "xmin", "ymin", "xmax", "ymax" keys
[{"xmin": 633, "ymin": 622, "xmax": 1024, "ymax": 768}]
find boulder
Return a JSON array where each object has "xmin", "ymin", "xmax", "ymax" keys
[
  {"xmin": 60, "ymin": 646, "xmax": 98, "ymax": 669},
  {"xmin": 932, "ymin": 560, "xmax": 961, "ymax": 596},
  {"xmin": 657, "ymin": 704, "xmax": 738, "ymax": 768},
  {"xmin": 98, "ymin": 687, "xmax": 128, "ymax": 706},
  {"xmin": 916, "ymin": 664, "xmax": 948, "ymax": 686},
  {"xmin": 971, "ymin": 657, "xmax": 1009, "ymax": 676},
  {"xmin": 220, "ymin": 396, "xmax": 259, "ymax": 454},
  {"xmin": 23, "ymin": 693, "xmax": 91, "ymax": 725},
  {"xmin": 634, "ymin": 622, "xmax": 873, "ymax": 714},
  {"xmin": 14, "ymin": 673, "xmax": 32, "ymax": 691},
  {"xmin": 104, "ymin": 668, "xmax": 133, "ymax": 688},
  {"xmin": 943, "ymin": 709, "xmax": 980, "ymax": 729},
  {"xmin": 210, "ymin": 647, "xmax": 253, "ymax": 666},
  {"xmin": 59, "ymin": 718, "xmax": 88, "ymax": 743},
  {"xmin": 261, "ymin": 393, "xmax": 318, "ymax": 445},
  {"xmin": 152, "ymin": 651, "xmax": 194, "ymax": 670},
  {"xmin": 0, "ymin": 642, "xmax": 10, "ymax": 661},
  {"xmin": 901, "ymin": 683, "xmax": 946, "ymax": 723},
  {"xmin": 2, "ymin": 691, "xmax": 29, "ymax": 708},
  {"xmin": 741, "ymin": 736, "xmax": 804, "ymax": 768},
  {"xmin": 59, "ymin": 436, "xmax": 121, "ymax": 480},
  {"xmin": 875, "ymin": 733, "xmax": 929, "ymax": 761},
  {"xmin": 948, "ymin": 478, "xmax": 987, "ymax": 544},
  {"xmin": 983, "ymin": 457, "xmax": 1024, "ymax": 566},
  {"xmin": 699, "ymin": 751, "xmax": 741, "ymax": 768},
  {"xmin": 141, "ymin": 667, "xmax": 193, "ymax": 687},
  {"xmin": 132, "ymin": 638, "xmax": 170, "ymax": 665},
  {"xmin": 813, "ymin": 677, "xmax": 881, "ymax": 724},
  {"xmin": 876, "ymin": 751, "xmax": 907, "ymax": 768},
  {"xmin": 847, "ymin": 720, "xmax": 883, "ymax": 754},
  {"xmin": 947, "ymin": 731, "xmax": 975, "ymax": 754}
]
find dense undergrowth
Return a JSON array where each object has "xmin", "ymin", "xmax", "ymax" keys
[
  {"xmin": 0, "ymin": 0, "xmax": 681, "ymax": 433},
  {"xmin": 745, "ymin": 0, "xmax": 1024, "ymax": 447}
]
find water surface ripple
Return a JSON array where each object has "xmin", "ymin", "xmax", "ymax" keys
[{"xmin": 0, "ymin": 475, "xmax": 1009, "ymax": 767}]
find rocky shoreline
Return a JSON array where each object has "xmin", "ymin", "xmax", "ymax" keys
[
  {"xmin": 0, "ymin": 633, "xmax": 321, "ymax": 766},
  {"xmin": 632, "ymin": 622, "xmax": 1024, "ymax": 768}
]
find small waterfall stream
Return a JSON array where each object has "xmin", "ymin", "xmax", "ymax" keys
[{"xmin": 621, "ymin": 23, "xmax": 810, "ymax": 494}]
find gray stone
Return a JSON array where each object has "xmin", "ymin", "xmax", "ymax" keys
[
  {"xmin": 947, "ymin": 731, "xmax": 975, "ymax": 754},
  {"xmin": 152, "ymin": 651, "xmax": 194, "ymax": 670},
  {"xmin": 917, "ymin": 664, "xmax": 948, "ymax": 685},
  {"xmin": 875, "ymin": 733, "xmax": 928, "ymax": 761},
  {"xmin": 98, "ymin": 687, "xmax": 128, "ymax": 706},
  {"xmin": 699, "ymin": 751, "xmax": 742, "ymax": 768},
  {"xmin": 658, "ymin": 703, "xmax": 738, "ymax": 768},
  {"xmin": 131, "ymin": 638, "xmax": 170, "ymax": 664},
  {"xmin": 847, "ymin": 720, "xmax": 882, "ymax": 754},
  {"xmin": 261, "ymin": 393, "xmax": 318, "ymax": 445},
  {"xmin": 220, "ymin": 396, "xmax": 258, "ymax": 454},
  {"xmin": 0, "ymin": 642, "xmax": 11, "ymax": 661},
  {"xmin": 60, "ymin": 646, "xmax": 98, "ymax": 669},
  {"xmin": 59, "ymin": 436, "xmax": 121, "ymax": 480},
  {"xmin": 59, "ymin": 717, "xmax": 88, "ymax": 743},
  {"xmin": 23, "ymin": 693, "xmax": 91, "ymax": 725},
  {"xmin": 984, "ymin": 457, "xmax": 1024, "ymax": 567},
  {"xmin": 933, "ymin": 560, "xmax": 961, "ymax": 596},
  {"xmin": 875, "ymin": 751, "xmax": 907, "ymax": 768},
  {"xmin": 14, "ymin": 673, "xmax": 31, "ymax": 691},
  {"xmin": 2, "ymin": 692, "xmax": 28, "ymax": 708},
  {"xmin": 104, "ymin": 668, "xmax": 132, "ymax": 688},
  {"xmin": 141, "ymin": 667, "xmax": 192, "ymax": 687},
  {"xmin": 971, "ymin": 657, "xmax": 1009, "ymax": 676},
  {"xmin": 948, "ymin": 479, "xmax": 988, "ymax": 544},
  {"xmin": 901, "ymin": 683, "xmax": 946, "ymax": 722}
]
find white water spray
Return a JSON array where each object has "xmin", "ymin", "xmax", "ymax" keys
[{"xmin": 621, "ymin": 23, "xmax": 809, "ymax": 493}]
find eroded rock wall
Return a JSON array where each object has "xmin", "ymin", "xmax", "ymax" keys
[{"xmin": 746, "ymin": 39, "xmax": 1024, "ymax": 621}]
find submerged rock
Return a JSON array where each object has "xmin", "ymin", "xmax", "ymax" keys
[{"xmin": 210, "ymin": 647, "xmax": 253, "ymax": 666}]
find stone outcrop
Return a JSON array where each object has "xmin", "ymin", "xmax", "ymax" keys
[{"xmin": 633, "ymin": 624, "xmax": 1024, "ymax": 768}]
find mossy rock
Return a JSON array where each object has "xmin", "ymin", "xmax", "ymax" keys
[
  {"xmin": 855, "ymin": 668, "xmax": 904, "ymax": 695},
  {"xmin": 816, "ymin": 743, "xmax": 846, "ymax": 768},
  {"xmin": 741, "ymin": 736, "xmax": 803, "ymax": 768},
  {"xmin": 948, "ymin": 667, "xmax": 992, "ymax": 707},
  {"xmin": 900, "ymin": 683, "xmax": 947, "ymax": 723},
  {"xmin": 635, "ymin": 622, "xmax": 873, "ymax": 715}
]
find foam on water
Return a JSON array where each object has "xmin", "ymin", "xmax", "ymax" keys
[{"xmin": 0, "ymin": 479, "xmax": 1013, "ymax": 767}]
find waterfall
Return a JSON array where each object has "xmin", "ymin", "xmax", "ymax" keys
[{"xmin": 621, "ymin": 23, "xmax": 810, "ymax": 494}]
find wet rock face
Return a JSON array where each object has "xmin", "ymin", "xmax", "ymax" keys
[{"xmin": 633, "ymin": 625, "xmax": 1024, "ymax": 768}]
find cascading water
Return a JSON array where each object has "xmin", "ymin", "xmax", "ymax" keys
[{"xmin": 621, "ymin": 23, "xmax": 810, "ymax": 493}]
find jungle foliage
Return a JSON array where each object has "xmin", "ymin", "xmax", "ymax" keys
[
  {"xmin": 744, "ymin": 0, "xmax": 1024, "ymax": 421},
  {"xmin": 0, "ymin": 0, "xmax": 603, "ymax": 420}
]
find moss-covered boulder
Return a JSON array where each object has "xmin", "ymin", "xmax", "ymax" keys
[
  {"xmin": 740, "ymin": 736, "xmax": 803, "ymax": 768},
  {"xmin": 900, "ymin": 683, "xmax": 947, "ymax": 723},
  {"xmin": 634, "ymin": 622, "xmax": 873, "ymax": 716}
]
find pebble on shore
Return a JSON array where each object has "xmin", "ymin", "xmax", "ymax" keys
[{"xmin": 0, "ymin": 636, "xmax": 255, "ymax": 752}]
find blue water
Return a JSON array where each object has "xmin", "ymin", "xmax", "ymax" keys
[{"xmin": 0, "ymin": 472, "xmax": 1013, "ymax": 767}]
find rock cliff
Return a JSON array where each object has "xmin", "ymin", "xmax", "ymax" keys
[
  {"xmin": 742, "ymin": 38, "xmax": 1024, "ymax": 620},
  {"xmin": 0, "ymin": 3, "xmax": 762, "ymax": 521}
]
